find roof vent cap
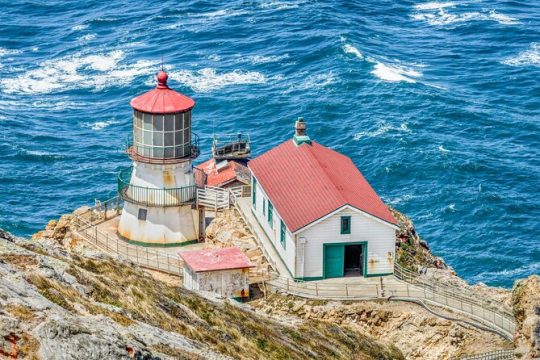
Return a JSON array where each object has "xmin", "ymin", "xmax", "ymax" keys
[{"xmin": 294, "ymin": 117, "xmax": 311, "ymax": 146}]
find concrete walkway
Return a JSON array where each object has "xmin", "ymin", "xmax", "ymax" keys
[{"xmin": 235, "ymin": 197, "xmax": 292, "ymax": 278}]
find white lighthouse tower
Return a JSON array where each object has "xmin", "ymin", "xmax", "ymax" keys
[{"xmin": 117, "ymin": 70, "xmax": 202, "ymax": 246}]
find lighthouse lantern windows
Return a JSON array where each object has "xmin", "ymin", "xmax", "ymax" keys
[{"xmin": 133, "ymin": 109, "xmax": 192, "ymax": 159}]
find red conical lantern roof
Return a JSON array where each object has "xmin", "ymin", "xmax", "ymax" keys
[{"xmin": 130, "ymin": 71, "xmax": 195, "ymax": 114}]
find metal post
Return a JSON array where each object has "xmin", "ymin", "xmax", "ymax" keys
[
  {"xmin": 315, "ymin": 282, "xmax": 318, "ymax": 296},
  {"xmin": 287, "ymin": 278, "xmax": 290, "ymax": 291},
  {"xmin": 345, "ymin": 284, "xmax": 349, "ymax": 297}
]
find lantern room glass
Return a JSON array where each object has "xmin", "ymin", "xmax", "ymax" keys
[{"xmin": 133, "ymin": 110, "xmax": 192, "ymax": 159}]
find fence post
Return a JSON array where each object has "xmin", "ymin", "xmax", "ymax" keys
[
  {"xmin": 287, "ymin": 278, "xmax": 290, "ymax": 291},
  {"xmin": 407, "ymin": 284, "xmax": 410, "ymax": 297},
  {"xmin": 95, "ymin": 227, "xmax": 98, "ymax": 244},
  {"xmin": 345, "ymin": 284, "xmax": 349, "ymax": 297},
  {"xmin": 104, "ymin": 202, "xmax": 108, "ymax": 220},
  {"xmin": 315, "ymin": 282, "xmax": 318, "ymax": 297}
]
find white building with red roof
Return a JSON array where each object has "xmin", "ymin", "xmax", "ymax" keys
[
  {"xmin": 248, "ymin": 118, "xmax": 398, "ymax": 280},
  {"xmin": 179, "ymin": 247, "xmax": 253, "ymax": 299}
]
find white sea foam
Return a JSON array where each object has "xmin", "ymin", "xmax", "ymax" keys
[
  {"xmin": 72, "ymin": 24, "xmax": 89, "ymax": 31},
  {"xmin": 371, "ymin": 62, "xmax": 422, "ymax": 83},
  {"xmin": 169, "ymin": 68, "xmax": 266, "ymax": 92},
  {"xmin": 412, "ymin": 6, "xmax": 518, "ymax": 26},
  {"xmin": 197, "ymin": 8, "xmax": 249, "ymax": 19},
  {"xmin": 85, "ymin": 120, "xmax": 118, "ymax": 131},
  {"xmin": 388, "ymin": 194, "xmax": 415, "ymax": 205},
  {"xmin": 260, "ymin": 1, "xmax": 304, "ymax": 10},
  {"xmin": 0, "ymin": 48, "xmax": 21, "ymax": 57},
  {"xmin": 247, "ymin": 54, "xmax": 289, "ymax": 64},
  {"xmin": 354, "ymin": 123, "xmax": 411, "ymax": 140},
  {"xmin": 469, "ymin": 262, "xmax": 540, "ymax": 283},
  {"xmin": 0, "ymin": 50, "xmax": 158, "ymax": 94},
  {"xmin": 502, "ymin": 43, "xmax": 540, "ymax": 67},
  {"xmin": 78, "ymin": 33, "xmax": 96, "ymax": 42},
  {"xmin": 438, "ymin": 145, "xmax": 450, "ymax": 153},
  {"xmin": 414, "ymin": 2, "xmax": 455, "ymax": 10},
  {"xmin": 342, "ymin": 44, "xmax": 363, "ymax": 59},
  {"xmin": 301, "ymin": 72, "xmax": 336, "ymax": 89}
]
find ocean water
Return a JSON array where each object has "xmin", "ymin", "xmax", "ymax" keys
[{"xmin": 0, "ymin": 0, "xmax": 538, "ymax": 287}]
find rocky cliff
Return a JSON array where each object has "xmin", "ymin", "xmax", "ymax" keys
[{"xmin": 0, "ymin": 230, "xmax": 403, "ymax": 360}]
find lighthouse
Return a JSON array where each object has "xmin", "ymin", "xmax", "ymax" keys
[{"xmin": 117, "ymin": 70, "xmax": 202, "ymax": 246}]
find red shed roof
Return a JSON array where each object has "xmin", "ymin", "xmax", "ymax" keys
[
  {"xmin": 248, "ymin": 140, "xmax": 397, "ymax": 233},
  {"xmin": 196, "ymin": 159, "xmax": 250, "ymax": 187},
  {"xmin": 179, "ymin": 247, "xmax": 253, "ymax": 272},
  {"xmin": 130, "ymin": 71, "xmax": 195, "ymax": 114}
]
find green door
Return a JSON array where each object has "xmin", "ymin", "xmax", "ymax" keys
[{"xmin": 324, "ymin": 245, "xmax": 344, "ymax": 278}]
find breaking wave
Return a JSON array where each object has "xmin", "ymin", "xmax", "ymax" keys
[
  {"xmin": 412, "ymin": 6, "xmax": 518, "ymax": 26},
  {"xmin": 0, "ymin": 50, "xmax": 158, "ymax": 94},
  {"xmin": 502, "ymin": 43, "xmax": 540, "ymax": 67},
  {"xmin": 168, "ymin": 68, "xmax": 266, "ymax": 92},
  {"xmin": 371, "ymin": 62, "xmax": 422, "ymax": 83},
  {"xmin": 342, "ymin": 44, "xmax": 363, "ymax": 59},
  {"xmin": 414, "ymin": 2, "xmax": 455, "ymax": 11}
]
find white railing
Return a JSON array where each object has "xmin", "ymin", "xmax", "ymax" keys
[
  {"xmin": 197, "ymin": 186, "xmax": 230, "ymax": 211},
  {"xmin": 72, "ymin": 198, "xmax": 183, "ymax": 277},
  {"xmin": 454, "ymin": 350, "xmax": 514, "ymax": 360},
  {"xmin": 266, "ymin": 273, "xmax": 514, "ymax": 340}
]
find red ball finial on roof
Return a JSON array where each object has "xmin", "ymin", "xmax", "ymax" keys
[{"xmin": 157, "ymin": 71, "xmax": 168, "ymax": 89}]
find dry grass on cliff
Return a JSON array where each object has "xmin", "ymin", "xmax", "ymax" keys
[{"xmin": 21, "ymin": 251, "xmax": 404, "ymax": 360}]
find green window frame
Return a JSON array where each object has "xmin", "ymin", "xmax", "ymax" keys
[
  {"xmin": 340, "ymin": 216, "xmax": 351, "ymax": 234},
  {"xmin": 280, "ymin": 220, "xmax": 286, "ymax": 249},
  {"xmin": 268, "ymin": 201, "xmax": 273, "ymax": 228},
  {"xmin": 252, "ymin": 178, "xmax": 257, "ymax": 208}
]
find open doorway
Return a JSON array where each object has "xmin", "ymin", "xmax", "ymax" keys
[{"xmin": 344, "ymin": 244, "xmax": 363, "ymax": 277}]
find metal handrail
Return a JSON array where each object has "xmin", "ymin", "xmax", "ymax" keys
[
  {"xmin": 117, "ymin": 167, "xmax": 196, "ymax": 207},
  {"xmin": 125, "ymin": 133, "xmax": 200, "ymax": 164}
]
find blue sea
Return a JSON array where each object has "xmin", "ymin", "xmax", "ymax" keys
[{"xmin": 0, "ymin": 0, "xmax": 538, "ymax": 287}]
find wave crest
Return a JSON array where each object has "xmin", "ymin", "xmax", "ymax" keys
[
  {"xmin": 371, "ymin": 62, "xmax": 422, "ymax": 83},
  {"xmin": 0, "ymin": 50, "xmax": 158, "ymax": 94},
  {"xmin": 169, "ymin": 68, "xmax": 266, "ymax": 92},
  {"xmin": 502, "ymin": 43, "xmax": 540, "ymax": 67},
  {"xmin": 412, "ymin": 6, "xmax": 518, "ymax": 26}
]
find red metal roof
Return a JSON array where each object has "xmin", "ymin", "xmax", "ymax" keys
[
  {"xmin": 179, "ymin": 247, "xmax": 253, "ymax": 272},
  {"xmin": 130, "ymin": 71, "xmax": 195, "ymax": 114},
  {"xmin": 248, "ymin": 140, "xmax": 397, "ymax": 232},
  {"xmin": 196, "ymin": 159, "xmax": 250, "ymax": 187}
]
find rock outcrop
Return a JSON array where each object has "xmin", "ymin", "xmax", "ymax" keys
[
  {"xmin": 512, "ymin": 275, "xmax": 540, "ymax": 359},
  {"xmin": 253, "ymin": 295, "xmax": 512, "ymax": 360}
]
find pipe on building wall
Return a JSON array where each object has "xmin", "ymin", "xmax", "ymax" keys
[{"xmin": 298, "ymin": 236, "xmax": 307, "ymax": 278}]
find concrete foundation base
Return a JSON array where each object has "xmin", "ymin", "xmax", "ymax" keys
[{"xmin": 118, "ymin": 201, "xmax": 199, "ymax": 245}]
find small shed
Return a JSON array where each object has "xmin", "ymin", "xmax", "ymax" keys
[{"xmin": 179, "ymin": 247, "xmax": 253, "ymax": 299}]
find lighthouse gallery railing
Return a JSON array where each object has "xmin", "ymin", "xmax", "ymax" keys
[{"xmin": 118, "ymin": 167, "xmax": 197, "ymax": 207}]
